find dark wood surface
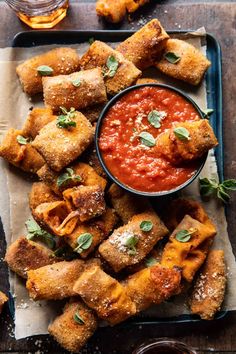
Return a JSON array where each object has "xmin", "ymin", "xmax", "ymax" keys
[{"xmin": 0, "ymin": 1, "xmax": 236, "ymax": 353}]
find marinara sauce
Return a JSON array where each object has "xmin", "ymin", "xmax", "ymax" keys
[{"xmin": 99, "ymin": 86, "xmax": 202, "ymax": 193}]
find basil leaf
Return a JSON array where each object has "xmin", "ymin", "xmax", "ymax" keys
[
  {"xmin": 140, "ymin": 220, "xmax": 153, "ymax": 232},
  {"xmin": 37, "ymin": 65, "xmax": 54, "ymax": 76},
  {"xmin": 74, "ymin": 311, "xmax": 85, "ymax": 325},
  {"xmin": 222, "ymin": 179, "xmax": 236, "ymax": 191},
  {"xmin": 175, "ymin": 229, "xmax": 194, "ymax": 243},
  {"xmin": 145, "ymin": 257, "xmax": 157, "ymax": 267},
  {"xmin": 139, "ymin": 132, "xmax": 156, "ymax": 147},
  {"xmin": 103, "ymin": 55, "xmax": 119, "ymax": 78},
  {"xmin": 125, "ymin": 235, "xmax": 138, "ymax": 256},
  {"xmin": 217, "ymin": 186, "xmax": 230, "ymax": 204},
  {"xmin": 164, "ymin": 52, "xmax": 181, "ymax": 64},
  {"xmin": 57, "ymin": 168, "xmax": 82, "ymax": 187},
  {"xmin": 71, "ymin": 78, "xmax": 81, "ymax": 87},
  {"xmin": 173, "ymin": 127, "xmax": 190, "ymax": 141},
  {"xmin": 88, "ymin": 37, "xmax": 95, "ymax": 45},
  {"xmin": 148, "ymin": 110, "xmax": 162, "ymax": 128},
  {"xmin": 202, "ymin": 108, "xmax": 214, "ymax": 118},
  {"xmin": 17, "ymin": 135, "xmax": 29, "ymax": 145},
  {"xmin": 56, "ymin": 107, "xmax": 76, "ymax": 129},
  {"xmin": 75, "ymin": 233, "xmax": 93, "ymax": 253},
  {"xmin": 25, "ymin": 218, "xmax": 55, "ymax": 249},
  {"xmin": 199, "ymin": 177, "xmax": 218, "ymax": 197}
]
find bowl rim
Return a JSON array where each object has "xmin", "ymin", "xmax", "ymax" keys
[{"xmin": 95, "ymin": 83, "xmax": 207, "ymax": 197}]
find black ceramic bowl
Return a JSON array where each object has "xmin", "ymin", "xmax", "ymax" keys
[{"xmin": 95, "ymin": 83, "xmax": 207, "ymax": 197}]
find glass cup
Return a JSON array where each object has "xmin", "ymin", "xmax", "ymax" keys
[
  {"xmin": 132, "ymin": 338, "xmax": 197, "ymax": 354},
  {"xmin": 5, "ymin": 0, "xmax": 69, "ymax": 29}
]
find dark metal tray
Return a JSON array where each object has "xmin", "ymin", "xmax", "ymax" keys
[{"xmin": 7, "ymin": 30, "xmax": 225, "ymax": 324}]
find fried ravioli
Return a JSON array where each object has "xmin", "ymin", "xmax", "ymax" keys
[
  {"xmin": 0, "ymin": 291, "xmax": 8, "ymax": 314},
  {"xmin": 29, "ymin": 182, "xmax": 60, "ymax": 212},
  {"xmin": 22, "ymin": 107, "xmax": 56, "ymax": 139},
  {"xmin": 96, "ymin": 0, "xmax": 127, "ymax": 23}
]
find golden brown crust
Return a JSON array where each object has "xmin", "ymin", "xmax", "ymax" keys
[
  {"xmin": 63, "ymin": 185, "xmax": 106, "ymax": 222},
  {"xmin": 81, "ymin": 102, "xmax": 107, "ymax": 123},
  {"xmin": 37, "ymin": 162, "xmax": 107, "ymax": 196},
  {"xmin": 16, "ymin": 47, "xmax": 80, "ymax": 95},
  {"xmin": 156, "ymin": 120, "xmax": 218, "ymax": 164},
  {"xmin": 65, "ymin": 207, "xmax": 118, "ymax": 258},
  {"xmin": 26, "ymin": 260, "xmax": 85, "ymax": 300},
  {"xmin": 108, "ymin": 183, "xmax": 153, "ymax": 224},
  {"xmin": 116, "ymin": 19, "xmax": 169, "ymax": 70},
  {"xmin": 22, "ymin": 107, "xmax": 56, "ymax": 139},
  {"xmin": 189, "ymin": 250, "xmax": 226, "ymax": 320},
  {"xmin": 99, "ymin": 210, "xmax": 169, "ymax": 272},
  {"xmin": 161, "ymin": 215, "xmax": 217, "ymax": 282},
  {"xmin": 0, "ymin": 291, "xmax": 8, "ymax": 314},
  {"xmin": 136, "ymin": 78, "xmax": 159, "ymax": 85},
  {"xmin": 125, "ymin": 0, "xmax": 149, "ymax": 12},
  {"xmin": 0, "ymin": 128, "xmax": 44, "ymax": 173},
  {"xmin": 80, "ymin": 41, "xmax": 141, "ymax": 95},
  {"xmin": 5, "ymin": 236, "xmax": 56, "ymax": 278},
  {"xmin": 42, "ymin": 68, "xmax": 107, "ymax": 112},
  {"xmin": 161, "ymin": 198, "xmax": 216, "ymax": 232},
  {"xmin": 29, "ymin": 182, "xmax": 60, "ymax": 212},
  {"xmin": 48, "ymin": 299, "xmax": 98, "ymax": 353},
  {"xmin": 124, "ymin": 264, "xmax": 181, "ymax": 312},
  {"xmin": 96, "ymin": 0, "xmax": 127, "ymax": 23},
  {"xmin": 156, "ymin": 39, "xmax": 211, "ymax": 85},
  {"xmin": 81, "ymin": 144, "xmax": 107, "ymax": 178},
  {"xmin": 32, "ymin": 112, "xmax": 94, "ymax": 172},
  {"xmin": 73, "ymin": 265, "xmax": 136, "ymax": 325}
]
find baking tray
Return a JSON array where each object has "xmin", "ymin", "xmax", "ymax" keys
[{"xmin": 6, "ymin": 30, "xmax": 225, "ymax": 324}]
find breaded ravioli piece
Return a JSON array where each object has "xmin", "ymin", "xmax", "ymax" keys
[
  {"xmin": 48, "ymin": 299, "xmax": 98, "ymax": 353},
  {"xmin": 16, "ymin": 47, "xmax": 80, "ymax": 95},
  {"xmin": 37, "ymin": 162, "xmax": 107, "ymax": 196},
  {"xmin": 136, "ymin": 78, "xmax": 159, "ymax": 85},
  {"xmin": 22, "ymin": 107, "xmax": 56, "ymax": 139},
  {"xmin": 99, "ymin": 210, "xmax": 168, "ymax": 272},
  {"xmin": 0, "ymin": 291, "xmax": 8, "ymax": 314},
  {"xmin": 26, "ymin": 260, "xmax": 85, "ymax": 300},
  {"xmin": 73, "ymin": 264, "xmax": 136, "ymax": 325},
  {"xmin": 81, "ymin": 102, "xmax": 107, "ymax": 123},
  {"xmin": 116, "ymin": 19, "xmax": 169, "ymax": 70},
  {"xmin": 42, "ymin": 67, "xmax": 107, "ymax": 112},
  {"xmin": 108, "ymin": 183, "xmax": 153, "ymax": 224},
  {"xmin": 96, "ymin": 0, "xmax": 127, "ymax": 23},
  {"xmin": 63, "ymin": 185, "xmax": 106, "ymax": 222},
  {"xmin": 189, "ymin": 250, "xmax": 226, "ymax": 320},
  {"xmin": 156, "ymin": 39, "xmax": 211, "ymax": 85},
  {"xmin": 125, "ymin": 0, "xmax": 149, "ymax": 12},
  {"xmin": 80, "ymin": 41, "xmax": 141, "ymax": 95},
  {"xmin": 29, "ymin": 181, "xmax": 60, "ymax": 212},
  {"xmin": 5, "ymin": 236, "xmax": 56, "ymax": 278},
  {"xmin": 32, "ymin": 112, "xmax": 94, "ymax": 172},
  {"xmin": 156, "ymin": 120, "xmax": 218, "ymax": 165},
  {"xmin": 124, "ymin": 263, "xmax": 181, "ymax": 312},
  {"xmin": 0, "ymin": 128, "xmax": 44, "ymax": 173}
]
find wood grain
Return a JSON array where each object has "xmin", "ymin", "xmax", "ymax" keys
[{"xmin": 0, "ymin": 1, "xmax": 236, "ymax": 353}]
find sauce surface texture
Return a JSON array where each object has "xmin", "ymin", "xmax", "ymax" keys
[{"xmin": 99, "ymin": 86, "xmax": 202, "ymax": 192}]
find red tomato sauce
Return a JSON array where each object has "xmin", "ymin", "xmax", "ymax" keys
[{"xmin": 99, "ymin": 86, "xmax": 202, "ymax": 193}]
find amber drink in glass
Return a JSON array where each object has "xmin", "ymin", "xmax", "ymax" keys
[{"xmin": 5, "ymin": 0, "xmax": 69, "ymax": 29}]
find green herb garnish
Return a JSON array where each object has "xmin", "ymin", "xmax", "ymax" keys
[
  {"xmin": 103, "ymin": 55, "xmax": 119, "ymax": 78},
  {"xmin": 16, "ymin": 135, "xmax": 30, "ymax": 145},
  {"xmin": 145, "ymin": 257, "xmax": 157, "ymax": 267},
  {"xmin": 148, "ymin": 110, "xmax": 162, "ymax": 128},
  {"xmin": 164, "ymin": 52, "xmax": 181, "ymax": 64},
  {"xmin": 139, "ymin": 132, "xmax": 156, "ymax": 147},
  {"xmin": 173, "ymin": 127, "xmax": 190, "ymax": 141},
  {"xmin": 202, "ymin": 108, "xmax": 214, "ymax": 118},
  {"xmin": 175, "ymin": 229, "xmax": 196, "ymax": 243},
  {"xmin": 25, "ymin": 218, "xmax": 55, "ymax": 249},
  {"xmin": 56, "ymin": 107, "xmax": 76, "ymax": 129},
  {"xmin": 74, "ymin": 311, "xmax": 85, "ymax": 325},
  {"xmin": 140, "ymin": 220, "xmax": 153, "ymax": 232},
  {"xmin": 125, "ymin": 235, "xmax": 139, "ymax": 256},
  {"xmin": 71, "ymin": 78, "xmax": 81, "ymax": 87},
  {"xmin": 74, "ymin": 233, "xmax": 93, "ymax": 254},
  {"xmin": 53, "ymin": 246, "xmax": 78, "ymax": 260},
  {"xmin": 199, "ymin": 177, "xmax": 236, "ymax": 203},
  {"xmin": 57, "ymin": 168, "xmax": 82, "ymax": 187},
  {"xmin": 37, "ymin": 65, "xmax": 54, "ymax": 76},
  {"xmin": 88, "ymin": 37, "xmax": 95, "ymax": 45}
]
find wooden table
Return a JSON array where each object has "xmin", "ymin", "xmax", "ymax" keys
[{"xmin": 0, "ymin": 1, "xmax": 236, "ymax": 353}]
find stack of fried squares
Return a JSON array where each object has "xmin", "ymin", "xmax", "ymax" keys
[{"xmin": 0, "ymin": 19, "xmax": 226, "ymax": 353}]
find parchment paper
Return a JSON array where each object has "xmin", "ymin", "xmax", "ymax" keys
[{"xmin": 0, "ymin": 32, "xmax": 236, "ymax": 339}]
